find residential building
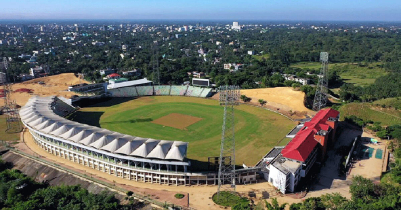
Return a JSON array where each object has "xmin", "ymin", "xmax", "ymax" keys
[{"xmin": 283, "ymin": 74, "xmax": 310, "ymax": 85}]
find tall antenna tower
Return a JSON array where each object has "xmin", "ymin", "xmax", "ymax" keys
[
  {"xmin": 217, "ymin": 85, "xmax": 240, "ymax": 196},
  {"xmin": 2, "ymin": 57, "xmax": 21, "ymax": 133},
  {"xmin": 313, "ymin": 52, "xmax": 329, "ymax": 111},
  {"xmin": 152, "ymin": 41, "xmax": 160, "ymax": 85}
]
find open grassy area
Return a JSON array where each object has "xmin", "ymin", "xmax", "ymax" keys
[
  {"xmin": 253, "ymin": 54, "xmax": 270, "ymax": 61},
  {"xmin": 291, "ymin": 62, "xmax": 387, "ymax": 87},
  {"xmin": 373, "ymin": 98, "xmax": 401, "ymax": 111},
  {"xmin": 212, "ymin": 191, "xmax": 248, "ymax": 207},
  {"xmin": 69, "ymin": 96, "xmax": 296, "ymax": 166},
  {"xmin": 0, "ymin": 115, "xmax": 20, "ymax": 141},
  {"xmin": 339, "ymin": 103, "xmax": 401, "ymax": 126}
]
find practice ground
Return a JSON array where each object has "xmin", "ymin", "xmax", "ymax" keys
[
  {"xmin": 69, "ymin": 96, "xmax": 296, "ymax": 167},
  {"xmin": 240, "ymin": 87, "xmax": 311, "ymax": 114}
]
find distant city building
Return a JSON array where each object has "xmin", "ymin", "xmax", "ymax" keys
[
  {"xmin": 232, "ymin": 21, "xmax": 241, "ymax": 31},
  {"xmin": 224, "ymin": 63, "xmax": 243, "ymax": 72}
]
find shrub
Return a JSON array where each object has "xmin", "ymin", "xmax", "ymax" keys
[{"xmin": 174, "ymin": 193, "xmax": 185, "ymax": 199}]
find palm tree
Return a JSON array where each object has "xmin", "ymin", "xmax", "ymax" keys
[{"xmin": 265, "ymin": 198, "xmax": 287, "ymax": 210}]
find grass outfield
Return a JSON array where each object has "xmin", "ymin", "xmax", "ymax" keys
[
  {"xmin": 339, "ymin": 103, "xmax": 401, "ymax": 126},
  {"xmin": 69, "ymin": 96, "xmax": 296, "ymax": 167}
]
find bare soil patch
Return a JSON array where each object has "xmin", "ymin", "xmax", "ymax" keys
[
  {"xmin": 0, "ymin": 73, "xmax": 85, "ymax": 107},
  {"xmin": 152, "ymin": 113, "xmax": 203, "ymax": 130},
  {"xmin": 241, "ymin": 87, "xmax": 311, "ymax": 114}
]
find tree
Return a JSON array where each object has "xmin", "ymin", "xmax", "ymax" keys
[
  {"xmin": 258, "ymin": 99, "xmax": 266, "ymax": 106},
  {"xmin": 265, "ymin": 198, "xmax": 287, "ymax": 210}
]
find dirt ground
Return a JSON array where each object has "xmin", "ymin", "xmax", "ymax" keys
[
  {"xmin": 20, "ymin": 129, "xmax": 284, "ymax": 209},
  {"xmin": 151, "ymin": 113, "xmax": 203, "ymax": 130},
  {"xmin": 0, "ymin": 73, "xmax": 85, "ymax": 107},
  {"xmin": 240, "ymin": 87, "xmax": 312, "ymax": 114}
]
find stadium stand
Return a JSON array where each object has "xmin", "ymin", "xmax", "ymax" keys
[
  {"xmin": 136, "ymin": 86, "xmax": 154, "ymax": 96},
  {"xmin": 154, "ymin": 85, "xmax": 171, "ymax": 96},
  {"xmin": 108, "ymin": 87, "xmax": 138, "ymax": 97},
  {"xmin": 187, "ymin": 87, "xmax": 204, "ymax": 97},
  {"xmin": 170, "ymin": 85, "xmax": 188, "ymax": 96},
  {"xmin": 185, "ymin": 86, "xmax": 194, "ymax": 96},
  {"xmin": 199, "ymin": 88, "xmax": 212, "ymax": 98}
]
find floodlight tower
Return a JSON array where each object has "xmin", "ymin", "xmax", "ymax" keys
[
  {"xmin": 313, "ymin": 52, "xmax": 329, "ymax": 111},
  {"xmin": 2, "ymin": 57, "xmax": 21, "ymax": 133},
  {"xmin": 217, "ymin": 85, "xmax": 240, "ymax": 196}
]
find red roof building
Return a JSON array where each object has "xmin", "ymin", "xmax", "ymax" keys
[
  {"xmin": 281, "ymin": 108, "xmax": 339, "ymax": 162},
  {"xmin": 107, "ymin": 73, "xmax": 121, "ymax": 79}
]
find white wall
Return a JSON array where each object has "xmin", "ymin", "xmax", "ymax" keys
[{"xmin": 268, "ymin": 165, "xmax": 287, "ymax": 194}]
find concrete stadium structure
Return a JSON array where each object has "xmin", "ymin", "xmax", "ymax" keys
[{"xmin": 20, "ymin": 95, "xmax": 256, "ymax": 186}]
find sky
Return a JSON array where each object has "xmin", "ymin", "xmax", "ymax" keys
[{"xmin": 1, "ymin": 0, "xmax": 400, "ymax": 21}]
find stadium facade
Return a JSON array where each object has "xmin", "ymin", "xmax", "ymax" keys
[{"xmin": 20, "ymin": 89, "xmax": 256, "ymax": 186}]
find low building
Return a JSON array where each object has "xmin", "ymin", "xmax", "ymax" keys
[
  {"xmin": 29, "ymin": 66, "xmax": 44, "ymax": 77},
  {"xmin": 107, "ymin": 78, "xmax": 153, "ymax": 90},
  {"xmin": 109, "ymin": 78, "xmax": 128, "ymax": 84},
  {"xmin": 260, "ymin": 108, "xmax": 339, "ymax": 193},
  {"xmin": 283, "ymin": 74, "xmax": 310, "ymax": 85},
  {"xmin": 99, "ymin": 68, "xmax": 116, "ymax": 76},
  {"xmin": 107, "ymin": 73, "xmax": 121, "ymax": 80},
  {"xmin": 122, "ymin": 69, "xmax": 142, "ymax": 77},
  {"xmin": 223, "ymin": 63, "xmax": 243, "ymax": 71}
]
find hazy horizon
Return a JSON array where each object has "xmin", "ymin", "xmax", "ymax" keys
[{"xmin": 1, "ymin": 0, "xmax": 400, "ymax": 22}]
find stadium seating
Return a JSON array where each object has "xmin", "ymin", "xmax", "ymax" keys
[
  {"xmin": 170, "ymin": 85, "xmax": 188, "ymax": 96},
  {"xmin": 199, "ymin": 88, "xmax": 212, "ymax": 98},
  {"xmin": 185, "ymin": 86, "xmax": 194, "ymax": 96},
  {"xmin": 108, "ymin": 87, "xmax": 138, "ymax": 97},
  {"xmin": 51, "ymin": 97, "xmax": 75, "ymax": 117},
  {"xmin": 188, "ymin": 87, "xmax": 204, "ymax": 97},
  {"xmin": 136, "ymin": 86, "xmax": 154, "ymax": 96},
  {"xmin": 154, "ymin": 85, "xmax": 171, "ymax": 96}
]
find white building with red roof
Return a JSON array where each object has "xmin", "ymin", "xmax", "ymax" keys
[{"xmin": 260, "ymin": 108, "xmax": 339, "ymax": 193}]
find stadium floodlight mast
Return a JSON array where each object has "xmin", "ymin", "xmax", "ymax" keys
[
  {"xmin": 217, "ymin": 85, "xmax": 240, "ymax": 197},
  {"xmin": 313, "ymin": 52, "xmax": 329, "ymax": 111}
]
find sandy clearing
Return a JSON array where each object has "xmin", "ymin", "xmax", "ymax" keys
[
  {"xmin": 240, "ymin": 87, "xmax": 312, "ymax": 114},
  {"xmin": 0, "ymin": 73, "xmax": 85, "ymax": 107}
]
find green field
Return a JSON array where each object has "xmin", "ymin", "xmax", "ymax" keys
[
  {"xmin": 69, "ymin": 96, "xmax": 296, "ymax": 167},
  {"xmin": 0, "ymin": 115, "xmax": 20, "ymax": 142},
  {"xmin": 339, "ymin": 103, "xmax": 401, "ymax": 126},
  {"xmin": 291, "ymin": 62, "xmax": 387, "ymax": 86}
]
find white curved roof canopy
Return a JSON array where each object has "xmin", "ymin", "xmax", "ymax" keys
[{"xmin": 19, "ymin": 96, "xmax": 188, "ymax": 161}]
